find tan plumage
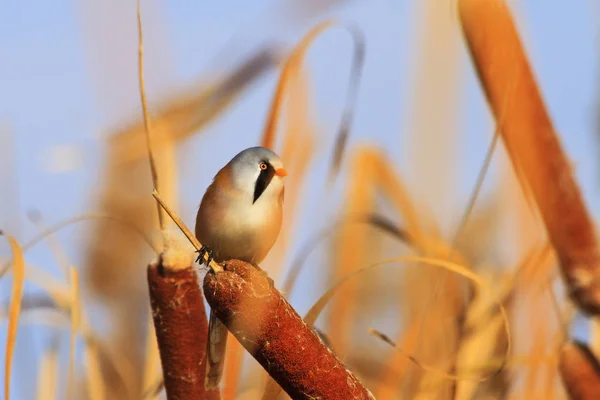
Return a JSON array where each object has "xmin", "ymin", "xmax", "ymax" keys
[{"xmin": 194, "ymin": 146, "xmax": 287, "ymax": 389}]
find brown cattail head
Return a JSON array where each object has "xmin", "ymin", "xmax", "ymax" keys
[
  {"xmin": 203, "ymin": 259, "xmax": 374, "ymax": 400},
  {"xmin": 559, "ymin": 341, "xmax": 600, "ymax": 400},
  {"xmin": 458, "ymin": 0, "xmax": 600, "ymax": 314},
  {"xmin": 147, "ymin": 248, "xmax": 220, "ymax": 400}
]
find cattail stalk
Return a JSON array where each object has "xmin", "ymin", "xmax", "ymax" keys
[
  {"xmin": 203, "ymin": 259, "xmax": 374, "ymax": 400},
  {"xmin": 559, "ymin": 341, "xmax": 600, "ymax": 399},
  {"xmin": 147, "ymin": 239, "xmax": 220, "ymax": 400}
]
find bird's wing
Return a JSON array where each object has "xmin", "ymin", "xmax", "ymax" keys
[{"xmin": 205, "ymin": 309, "xmax": 229, "ymax": 389}]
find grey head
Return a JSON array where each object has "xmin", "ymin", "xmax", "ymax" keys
[{"xmin": 225, "ymin": 146, "xmax": 286, "ymax": 203}]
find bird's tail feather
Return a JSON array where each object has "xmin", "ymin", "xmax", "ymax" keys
[{"xmin": 205, "ymin": 309, "xmax": 229, "ymax": 389}]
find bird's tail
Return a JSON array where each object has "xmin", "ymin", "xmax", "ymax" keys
[{"xmin": 206, "ymin": 309, "xmax": 229, "ymax": 389}]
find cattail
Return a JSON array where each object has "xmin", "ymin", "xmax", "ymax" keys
[
  {"xmin": 559, "ymin": 341, "xmax": 600, "ymax": 399},
  {"xmin": 147, "ymin": 236, "xmax": 220, "ymax": 400},
  {"xmin": 203, "ymin": 259, "xmax": 374, "ymax": 400},
  {"xmin": 459, "ymin": 0, "xmax": 600, "ymax": 314}
]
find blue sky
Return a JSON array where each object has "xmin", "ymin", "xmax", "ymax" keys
[{"xmin": 0, "ymin": 0, "xmax": 599, "ymax": 398}]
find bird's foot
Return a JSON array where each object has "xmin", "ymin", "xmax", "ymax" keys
[{"xmin": 195, "ymin": 245, "xmax": 214, "ymax": 267}]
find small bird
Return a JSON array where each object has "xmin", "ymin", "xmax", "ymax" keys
[{"xmin": 195, "ymin": 146, "xmax": 287, "ymax": 388}]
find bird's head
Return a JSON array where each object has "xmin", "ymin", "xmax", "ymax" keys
[{"xmin": 225, "ymin": 146, "xmax": 287, "ymax": 204}]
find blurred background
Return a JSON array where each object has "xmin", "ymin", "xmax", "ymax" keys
[{"xmin": 1, "ymin": 0, "xmax": 600, "ymax": 399}]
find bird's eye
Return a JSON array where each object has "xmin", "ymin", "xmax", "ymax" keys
[{"xmin": 259, "ymin": 162, "xmax": 268, "ymax": 171}]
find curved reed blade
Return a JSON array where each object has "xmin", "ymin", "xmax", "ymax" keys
[
  {"xmin": 326, "ymin": 23, "xmax": 365, "ymax": 186},
  {"xmin": 0, "ymin": 214, "xmax": 157, "ymax": 279},
  {"xmin": 307, "ymin": 255, "xmax": 510, "ymax": 378},
  {"xmin": 260, "ymin": 20, "xmax": 334, "ymax": 150},
  {"xmin": 2, "ymin": 234, "xmax": 25, "ymax": 400},
  {"xmin": 67, "ymin": 267, "xmax": 81, "ymax": 400},
  {"xmin": 281, "ymin": 213, "xmax": 411, "ymax": 297}
]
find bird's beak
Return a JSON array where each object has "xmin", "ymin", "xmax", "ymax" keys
[{"xmin": 275, "ymin": 167, "xmax": 288, "ymax": 177}]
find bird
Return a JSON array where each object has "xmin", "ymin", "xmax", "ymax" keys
[{"xmin": 194, "ymin": 146, "xmax": 287, "ymax": 389}]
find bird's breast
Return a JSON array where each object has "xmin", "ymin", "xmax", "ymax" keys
[{"xmin": 196, "ymin": 191, "xmax": 283, "ymax": 264}]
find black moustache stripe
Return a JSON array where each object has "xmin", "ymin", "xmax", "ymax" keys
[{"xmin": 253, "ymin": 162, "xmax": 275, "ymax": 203}]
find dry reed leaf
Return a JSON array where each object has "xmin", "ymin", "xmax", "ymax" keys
[
  {"xmin": 452, "ymin": 195, "xmax": 500, "ymax": 268},
  {"xmin": 260, "ymin": 19, "xmax": 364, "ymax": 185},
  {"xmin": 137, "ymin": 0, "xmax": 166, "ymax": 232},
  {"xmin": 27, "ymin": 210, "xmax": 71, "ymax": 281},
  {"xmin": 449, "ymin": 243, "xmax": 554, "ymax": 361},
  {"xmin": 541, "ymin": 341, "xmax": 561, "ymax": 400},
  {"xmin": 68, "ymin": 267, "xmax": 81, "ymax": 400},
  {"xmin": 460, "ymin": 0, "xmax": 600, "ymax": 315},
  {"xmin": 137, "ymin": 0, "xmax": 176, "ymax": 388},
  {"xmin": 2, "ymin": 234, "xmax": 25, "ymax": 400},
  {"xmin": 451, "ymin": 128, "xmax": 500, "ymax": 253},
  {"xmin": 391, "ymin": 268, "xmax": 467, "ymax": 398},
  {"xmin": 141, "ymin": 313, "xmax": 161, "ymax": 400},
  {"xmin": 370, "ymin": 328, "xmax": 471, "ymax": 383},
  {"xmin": 379, "ymin": 153, "xmax": 464, "ymax": 374},
  {"xmin": 84, "ymin": 339, "xmax": 106, "ymax": 400},
  {"xmin": 223, "ymin": 336, "xmax": 243, "ymax": 400},
  {"xmin": 85, "ymin": 158, "xmax": 172, "ymax": 400},
  {"xmin": 404, "ymin": 0, "xmax": 500, "ymax": 385},
  {"xmin": 76, "ymin": 5, "xmax": 183, "ymax": 395},
  {"xmin": 111, "ymin": 46, "xmax": 279, "ymax": 165},
  {"xmin": 454, "ymin": 269, "xmax": 511, "ymax": 400},
  {"xmin": 499, "ymin": 243, "xmax": 554, "ymax": 308},
  {"xmin": 0, "ymin": 214, "xmax": 158, "ymax": 279},
  {"xmin": 245, "ymin": 27, "xmax": 322, "ymax": 395},
  {"xmin": 36, "ymin": 338, "xmax": 59, "ymax": 400},
  {"xmin": 369, "ymin": 149, "xmax": 425, "ymax": 242},
  {"xmin": 3, "ymin": 299, "xmax": 148, "ymax": 400},
  {"xmin": 85, "ymin": 35, "xmax": 270, "ymax": 400},
  {"xmin": 76, "ymin": 8, "xmax": 171, "ymax": 396},
  {"xmin": 315, "ymin": 254, "xmax": 509, "ymax": 336},
  {"xmin": 260, "ymin": 20, "xmax": 334, "ymax": 150},
  {"xmin": 373, "ymin": 320, "xmax": 421, "ymax": 399},
  {"xmin": 308, "ymin": 255, "xmax": 510, "ymax": 376},
  {"xmin": 328, "ymin": 148, "xmax": 375, "ymax": 353},
  {"xmin": 268, "ymin": 67, "xmax": 316, "ymax": 283},
  {"xmin": 513, "ymin": 291, "xmax": 555, "ymax": 399},
  {"xmin": 404, "ymin": 0, "xmax": 463, "ymax": 253},
  {"xmin": 263, "ymin": 215, "xmax": 412, "ymax": 400},
  {"xmin": 281, "ymin": 213, "xmax": 411, "ymax": 298},
  {"xmin": 383, "ymin": 231, "xmax": 467, "ymax": 397},
  {"xmin": 325, "ymin": 24, "xmax": 365, "ymax": 185},
  {"xmin": 505, "ymin": 245, "xmax": 562, "ymax": 400},
  {"xmin": 23, "ymin": 264, "xmax": 71, "ymax": 310},
  {"xmin": 330, "ymin": 147, "xmax": 460, "ymax": 392},
  {"xmin": 12, "ymin": 308, "xmax": 68, "ymax": 329}
]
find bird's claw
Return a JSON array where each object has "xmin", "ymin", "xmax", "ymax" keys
[{"xmin": 195, "ymin": 245, "xmax": 214, "ymax": 267}]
